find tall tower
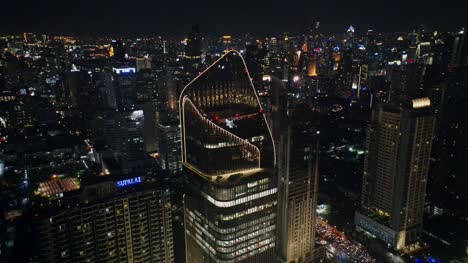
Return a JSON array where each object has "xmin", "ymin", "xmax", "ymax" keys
[
  {"xmin": 34, "ymin": 181, "xmax": 174, "ymax": 263},
  {"xmin": 185, "ymin": 25, "xmax": 202, "ymax": 59},
  {"xmin": 180, "ymin": 51, "xmax": 277, "ymax": 262},
  {"xmin": 104, "ymin": 110, "xmax": 147, "ymax": 175},
  {"xmin": 184, "ymin": 25, "xmax": 203, "ymax": 74},
  {"xmin": 113, "ymin": 67, "xmax": 137, "ymax": 111},
  {"xmin": 355, "ymin": 98, "xmax": 435, "ymax": 251},
  {"xmin": 272, "ymin": 78, "xmax": 319, "ymax": 263}
]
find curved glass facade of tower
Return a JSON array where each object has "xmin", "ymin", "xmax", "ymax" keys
[{"xmin": 180, "ymin": 51, "xmax": 277, "ymax": 262}]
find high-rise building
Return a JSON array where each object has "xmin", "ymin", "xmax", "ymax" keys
[
  {"xmin": 136, "ymin": 57, "xmax": 152, "ymax": 72},
  {"xmin": 102, "ymin": 110, "xmax": 148, "ymax": 175},
  {"xmin": 110, "ymin": 39, "xmax": 126, "ymax": 61},
  {"xmin": 156, "ymin": 113, "xmax": 181, "ymax": 175},
  {"xmin": 34, "ymin": 179, "xmax": 174, "ymax": 263},
  {"xmin": 355, "ymin": 98, "xmax": 435, "ymax": 251},
  {"xmin": 184, "ymin": 25, "xmax": 203, "ymax": 74},
  {"xmin": 113, "ymin": 67, "xmax": 137, "ymax": 111},
  {"xmin": 221, "ymin": 36, "xmax": 233, "ymax": 52},
  {"xmin": 351, "ymin": 64, "xmax": 368, "ymax": 98},
  {"xmin": 389, "ymin": 63, "xmax": 425, "ymax": 103},
  {"xmin": 180, "ymin": 51, "xmax": 277, "ymax": 262},
  {"xmin": 185, "ymin": 25, "xmax": 202, "ymax": 59},
  {"xmin": 272, "ymin": 78, "xmax": 320, "ymax": 263},
  {"xmin": 93, "ymin": 72, "xmax": 116, "ymax": 109},
  {"xmin": 63, "ymin": 70, "xmax": 92, "ymax": 108},
  {"xmin": 3, "ymin": 92, "xmax": 57, "ymax": 130},
  {"xmin": 448, "ymin": 28, "xmax": 466, "ymax": 66}
]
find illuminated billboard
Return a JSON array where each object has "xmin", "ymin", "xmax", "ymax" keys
[{"xmin": 116, "ymin": 176, "xmax": 142, "ymax": 187}]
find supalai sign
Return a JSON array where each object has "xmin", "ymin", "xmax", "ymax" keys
[{"xmin": 116, "ymin": 177, "xmax": 142, "ymax": 187}]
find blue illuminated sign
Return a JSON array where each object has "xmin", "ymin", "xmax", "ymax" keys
[
  {"xmin": 113, "ymin": 67, "xmax": 136, "ymax": 74},
  {"xmin": 415, "ymin": 257, "xmax": 440, "ymax": 263},
  {"xmin": 117, "ymin": 177, "xmax": 142, "ymax": 187}
]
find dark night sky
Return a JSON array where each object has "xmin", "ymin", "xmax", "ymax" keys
[{"xmin": 0, "ymin": 0, "xmax": 466, "ymax": 36}]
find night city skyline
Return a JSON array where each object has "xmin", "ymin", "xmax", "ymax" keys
[
  {"xmin": 1, "ymin": 0, "xmax": 467, "ymax": 35},
  {"xmin": 0, "ymin": 2, "xmax": 467, "ymax": 263}
]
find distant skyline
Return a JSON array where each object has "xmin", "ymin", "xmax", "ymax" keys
[{"xmin": 1, "ymin": 0, "xmax": 466, "ymax": 36}]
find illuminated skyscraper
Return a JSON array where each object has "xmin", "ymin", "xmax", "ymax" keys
[
  {"xmin": 272, "ymin": 78, "xmax": 320, "ymax": 263},
  {"xmin": 34, "ymin": 180, "xmax": 174, "ymax": 263},
  {"xmin": 221, "ymin": 36, "xmax": 233, "ymax": 52},
  {"xmin": 180, "ymin": 51, "xmax": 277, "ymax": 262},
  {"xmin": 356, "ymin": 98, "xmax": 435, "ymax": 251}
]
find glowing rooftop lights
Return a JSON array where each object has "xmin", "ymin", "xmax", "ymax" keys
[
  {"xmin": 412, "ymin": 97, "xmax": 431, "ymax": 109},
  {"xmin": 179, "ymin": 50, "xmax": 276, "ymax": 168},
  {"xmin": 36, "ymin": 178, "xmax": 80, "ymax": 197}
]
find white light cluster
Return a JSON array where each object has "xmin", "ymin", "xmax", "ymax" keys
[{"xmin": 202, "ymin": 188, "xmax": 277, "ymax": 208}]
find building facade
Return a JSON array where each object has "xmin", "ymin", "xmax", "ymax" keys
[
  {"xmin": 277, "ymin": 115, "xmax": 319, "ymax": 262},
  {"xmin": 271, "ymin": 78, "xmax": 319, "ymax": 263},
  {"xmin": 35, "ymin": 184, "xmax": 174, "ymax": 263},
  {"xmin": 105, "ymin": 110, "xmax": 147, "ymax": 175},
  {"xmin": 113, "ymin": 67, "xmax": 137, "ymax": 111},
  {"xmin": 180, "ymin": 51, "xmax": 277, "ymax": 262},
  {"xmin": 356, "ymin": 98, "xmax": 435, "ymax": 250}
]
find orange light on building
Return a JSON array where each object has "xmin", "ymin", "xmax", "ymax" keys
[
  {"xmin": 412, "ymin": 97, "xmax": 431, "ymax": 109},
  {"xmin": 307, "ymin": 56, "xmax": 317, "ymax": 77},
  {"xmin": 333, "ymin": 53, "xmax": 341, "ymax": 62},
  {"xmin": 222, "ymin": 36, "xmax": 232, "ymax": 44}
]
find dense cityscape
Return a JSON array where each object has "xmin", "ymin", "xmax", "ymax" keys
[{"xmin": 0, "ymin": 14, "xmax": 467, "ymax": 263}]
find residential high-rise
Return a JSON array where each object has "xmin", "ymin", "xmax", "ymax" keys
[
  {"xmin": 272, "ymin": 78, "xmax": 320, "ymax": 263},
  {"xmin": 355, "ymin": 98, "xmax": 435, "ymax": 251},
  {"xmin": 34, "ymin": 179, "xmax": 174, "ymax": 263},
  {"xmin": 180, "ymin": 51, "xmax": 277, "ymax": 262}
]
